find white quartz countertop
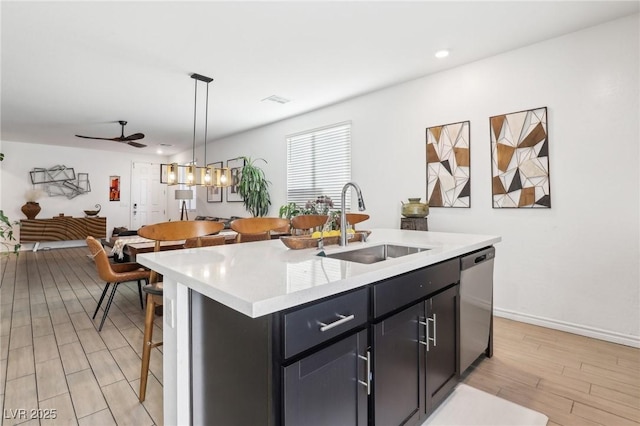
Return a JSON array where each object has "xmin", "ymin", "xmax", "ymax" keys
[{"xmin": 136, "ymin": 229, "xmax": 500, "ymax": 318}]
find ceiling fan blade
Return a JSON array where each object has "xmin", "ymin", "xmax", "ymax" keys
[
  {"xmin": 75, "ymin": 134, "xmax": 119, "ymax": 141},
  {"xmin": 127, "ymin": 141, "xmax": 147, "ymax": 148},
  {"xmin": 123, "ymin": 133, "xmax": 145, "ymax": 141}
]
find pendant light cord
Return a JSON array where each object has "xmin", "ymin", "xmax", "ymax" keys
[
  {"xmin": 192, "ymin": 77, "xmax": 198, "ymax": 166},
  {"xmin": 204, "ymin": 81, "xmax": 209, "ymax": 165}
]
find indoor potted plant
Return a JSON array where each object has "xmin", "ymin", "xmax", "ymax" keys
[
  {"xmin": 237, "ymin": 156, "xmax": 271, "ymax": 217},
  {"xmin": 0, "ymin": 210, "xmax": 20, "ymax": 255}
]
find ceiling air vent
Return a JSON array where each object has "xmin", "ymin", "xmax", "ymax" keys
[{"xmin": 261, "ymin": 95, "xmax": 291, "ymax": 104}]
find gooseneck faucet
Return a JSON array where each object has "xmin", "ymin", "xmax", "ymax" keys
[{"xmin": 340, "ymin": 182, "xmax": 366, "ymax": 246}]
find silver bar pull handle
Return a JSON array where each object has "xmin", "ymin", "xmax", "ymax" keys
[
  {"xmin": 419, "ymin": 317, "xmax": 429, "ymax": 350},
  {"xmin": 358, "ymin": 351, "xmax": 371, "ymax": 395},
  {"xmin": 427, "ymin": 314, "xmax": 437, "ymax": 347},
  {"xmin": 319, "ymin": 314, "xmax": 355, "ymax": 332}
]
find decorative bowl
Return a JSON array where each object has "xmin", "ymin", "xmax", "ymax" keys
[
  {"xmin": 280, "ymin": 231, "xmax": 371, "ymax": 250},
  {"xmin": 84, "ymin": 204, "xmax": 101, "ymax": 217}
]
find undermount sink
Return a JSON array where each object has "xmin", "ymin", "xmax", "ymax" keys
[{"xmin": 322, "ymin": 244, "xmax": 430, "ymax": 264}]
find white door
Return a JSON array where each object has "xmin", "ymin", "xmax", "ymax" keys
[{"xmin": 131, "ymin": 162, "xmax": 166, "ymax": 229}]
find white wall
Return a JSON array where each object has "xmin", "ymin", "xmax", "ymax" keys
[
  {"xmin": 189, "ymin": 15, "xmax": 639, "ymax": 345},
  {"xmin": 0, "ymin": 141, "xmax": 167, "ymax": 248}
]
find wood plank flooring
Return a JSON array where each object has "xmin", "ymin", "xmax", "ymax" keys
[
  {"xmin": 1, "ymin": 248, "xmax": 163, "ymax": 425},
  {"xmin": 1, "ymin": 247, "xmax": 639, "ymax": 425}
]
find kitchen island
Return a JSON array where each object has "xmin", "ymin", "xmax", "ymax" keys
[{"xmin": 136, "ymin": 229, "xmax": 500, "ymax": 425}]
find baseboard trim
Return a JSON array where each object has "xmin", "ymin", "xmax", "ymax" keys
[{"xmin": 494, "ymin": 308, "xmax": 640, "ymax": 348}]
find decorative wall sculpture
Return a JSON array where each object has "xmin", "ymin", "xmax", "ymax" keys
[
  {"xmin": 29, "ymin": 165, "xmax": 91, "ymax": 199},
  {"xmin": 426, "ymin": 120, "xmax": 471, "ymax": 207},
  {"xmin": 490, "ymin": 107, "xmax": 550, "ymax": 208}
]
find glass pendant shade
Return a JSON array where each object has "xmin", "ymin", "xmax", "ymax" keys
[
  {"xmin": 201, "ymin": 165, "xmax": 214, "ymax": 186},
  {"xmin": 167, "ymin": 163, "xmax": 178, "ymax": 186},
  {"xmin": 186, "ymin": 164, "xmax": 196, "ymax": 186},
  {"xmin": 214, "ymin": 167, "xmax": 232, "ymax": 187}
]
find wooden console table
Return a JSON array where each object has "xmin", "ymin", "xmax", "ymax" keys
[{"xmin": 20, "ymin": 217, "xmax": 107, "ymax": 250}]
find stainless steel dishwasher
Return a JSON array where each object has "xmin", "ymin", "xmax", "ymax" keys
[{"xmin": 459, "ymin": 246, "xmax": 495, "ymax": 374}]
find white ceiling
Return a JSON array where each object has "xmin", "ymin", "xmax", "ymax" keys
[{"xmin": 2, "ymin": 1, "xmax": 638, "ymax": 156}]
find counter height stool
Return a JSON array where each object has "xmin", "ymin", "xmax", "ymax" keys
[
  {"xmin": 86, "ymin": 236, "xmax": 150, "ymax": 331},
  {"xmin": 136, "ymin": 220, "xmax": 225, "ymax": 402},
  {"xmin": 230, "ymin": 217, "xmax": 290, "ymax": 243}
]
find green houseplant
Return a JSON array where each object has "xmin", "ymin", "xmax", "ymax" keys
[
  {"xmin": 237, "ymin": 157, "xmax": 271, "ymax": 217},
  {"xmin": 0, "ymin": 210, "xmax": 20, "ymax": 255},
  {"xmin": 0, "ymin": 153, "xmax": 20, "ymax": 254}
]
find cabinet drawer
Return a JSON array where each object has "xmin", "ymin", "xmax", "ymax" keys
[
  {"xmin": 283, "ymin": 287, "xmax": 368, "ymax": 359},
  {"xmin": 372, "ymin": 258, "xmax": 459, "ymax": 319}
]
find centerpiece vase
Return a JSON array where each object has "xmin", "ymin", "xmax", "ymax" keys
[{"xmin": 21, "ymin": 202, "xmax": 41, "ymax": 220}]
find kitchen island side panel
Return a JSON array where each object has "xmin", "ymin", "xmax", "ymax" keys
[{"xmin": 190, "ymin": 290, "xmax": 280, "ymax": 426}]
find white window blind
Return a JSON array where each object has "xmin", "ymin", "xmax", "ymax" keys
[{"xmin": 286, "ymin": 122, "xmax": 351, "ymax": 210}]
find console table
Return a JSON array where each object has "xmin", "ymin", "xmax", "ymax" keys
[{"xmin": 20, "ymin": 217, "xmax": 107, "ymax": 250}]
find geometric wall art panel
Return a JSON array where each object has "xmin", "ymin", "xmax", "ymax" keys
[
  {"xmin": 426, "ymin": 120, "xmax": 471, "ymax": 207},
  {"xmin": 490, "ymin": 106, "xmax": 550, "ymax": 208}
]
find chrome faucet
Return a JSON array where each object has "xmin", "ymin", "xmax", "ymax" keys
[{"xmin": 340, "ymin": 182, "xmax": 366, "ymax": 246}]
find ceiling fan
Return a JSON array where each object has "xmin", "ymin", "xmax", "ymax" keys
[{"xmin": 75, "ymin": 120, "xmax": 146, "ymax": 148}]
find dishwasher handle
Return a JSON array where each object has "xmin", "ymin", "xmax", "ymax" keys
[{"xmin": 460, "ymin": 247, "xmax": 495, "ymax": 270}]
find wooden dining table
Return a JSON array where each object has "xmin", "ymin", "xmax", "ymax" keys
[{"xmin": 104, "ymin": 230, "xmax": 239, "ymax": 261}]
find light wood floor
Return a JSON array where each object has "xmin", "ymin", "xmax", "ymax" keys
[
  {"xmin": 1, "ymin": 248, "xmax": 163, "ymax": 425},
  {"xmin": 1, "ymin": 247, "xmax": 639, "ymax": 425}
]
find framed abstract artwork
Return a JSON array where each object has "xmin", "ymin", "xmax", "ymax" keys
[
  {"xmin": 109, "ymin": 176, "xmax": 120, "ymax": 201},
  {"xmin": 490, "ymin": 107, "xmax": 550, "ymax": 208},
  {"xmin": 206, "ymin": 162, "xmax": 223, "ymax": 203},
  {"xmin": 226, "ymin": 157, "xmax": 245, "ymax": 202},
  {"xmin": 426, "ymin": 120, "xmax": 471, "ymax": 207}
]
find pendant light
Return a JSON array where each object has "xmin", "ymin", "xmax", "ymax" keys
[
  {"xmin": 161, "ymin": 73, "xmax": 230, "ymax": 186},
  {"xmin": 198, "ymin": 75, "xmax": 231, "ymax": 188}
]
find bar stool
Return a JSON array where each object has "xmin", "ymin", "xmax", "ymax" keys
[{"xmin": 136, "ymin": 220, "xmax": 224, "ymax": 402}]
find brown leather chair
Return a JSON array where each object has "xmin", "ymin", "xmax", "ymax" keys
[
  {"xmin": 290, "ymin": 214, "xmax": 329, "ymax": 235},
  {"xmin": 136, "ymin": 220, "xmax": 224, "ymax": 402},
  {"xmin": 86, "ymin": 236, "xmax": 150, "ymax": 332},
  {"xmin": 230, "ymin": 217, "xmax": 290, "ymax": 242}
]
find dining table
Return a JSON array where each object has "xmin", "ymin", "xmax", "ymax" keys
[{"xmin": 105, "ymin": 230, "xmax": 239, "ymax": 261}]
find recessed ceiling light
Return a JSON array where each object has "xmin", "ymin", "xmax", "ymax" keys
[
  {"xmin": 435, "ymin": 50, "xmax": 450, "ymax": 59},
  {"xmin": 156, "ymin": 149, "xmax": 163, "ymax": 154}
]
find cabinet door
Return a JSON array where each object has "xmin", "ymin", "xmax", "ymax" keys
[
  {"xmin": 284, "ymin": 330, "xmax": 368, "ymax": 426},
  {"xmin": 424, "ymin": 285, "xmax": 459, "ymax": 415},
  {"xmin": 373, "ymin": 303, "xmax": 423, "ymax": 426}
]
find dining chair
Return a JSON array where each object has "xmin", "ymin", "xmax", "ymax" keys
[
  {"xmin": 344, "ymin": 213, "xmax": 370, "ymax": 230},
  {"xmin": 85, "ymin": 236, "xmax": 150, "ymax": 332},
  {"xmin": 290, "ymin": 214, "xmax": 329, "ymax": 235},
  {"xmin": 184, "ymin": 234, "xmax": 226, "ymax": 248},
  {"xmin": 230, "ymin": 217, "xmax": 290, "ymax": 243},
  {"xmin": 136, "ymin": 220, "xmax": 225, "ymax": 402}
]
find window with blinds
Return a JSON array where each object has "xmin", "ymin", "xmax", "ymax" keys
[{"xmin": 286, "ymin": 122, "xmax": 352, "ymax": 210}]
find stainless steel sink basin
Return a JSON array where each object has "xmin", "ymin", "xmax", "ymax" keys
[{"xmin": 323, "ymin": 244, "xmax": 430, "ymax": 264}]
